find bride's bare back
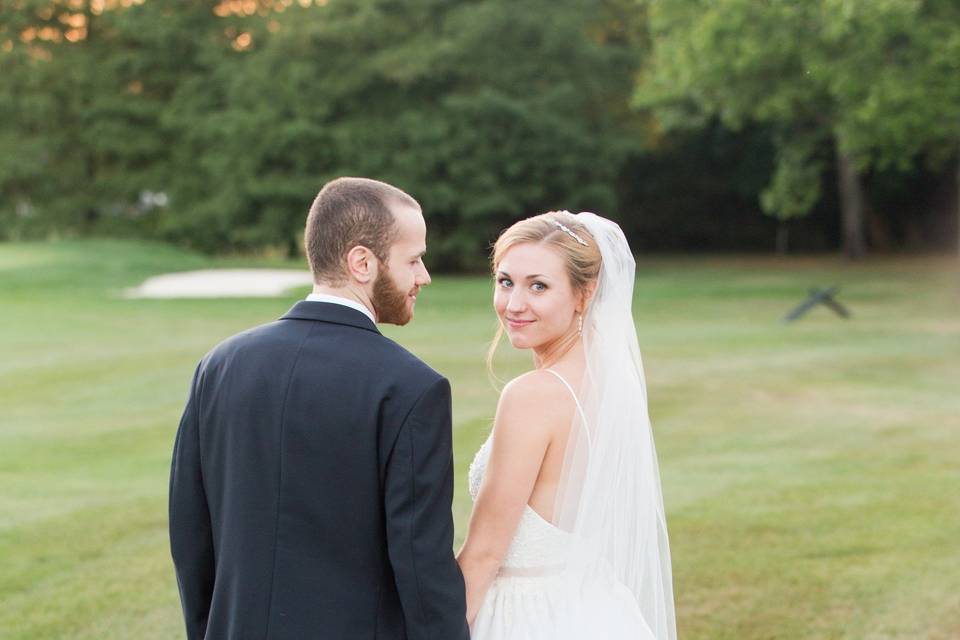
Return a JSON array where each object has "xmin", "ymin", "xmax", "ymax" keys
[{"xmin": 524, "ymin": 367, "xmax": 584, "ymax": 522}]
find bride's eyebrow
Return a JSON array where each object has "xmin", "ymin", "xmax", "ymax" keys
[{"xmin": 497, "ymin": 270, "xmax": 550, "ymax": 281}]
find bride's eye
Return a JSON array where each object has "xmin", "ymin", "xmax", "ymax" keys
[
  {"xmin": 531, "ymin": 282, "xmax": 547, "ymax": 292},
  {"xmin": 497, "ymin": 277, "xmax": 513, "ymax": 288}
]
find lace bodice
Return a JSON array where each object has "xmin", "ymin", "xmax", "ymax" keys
[{"xmin": 468, "ymin": 435, "xmax": 572, "ymax": 570}]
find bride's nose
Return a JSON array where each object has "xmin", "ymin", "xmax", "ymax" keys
[{"xmin": 505, "ymin": 289, "xmax": 527, "ymax": 313}]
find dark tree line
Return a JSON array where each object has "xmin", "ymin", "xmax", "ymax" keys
[{"xmin": 2, "ymin": 0, "xmax": 958, "ymax": 268}]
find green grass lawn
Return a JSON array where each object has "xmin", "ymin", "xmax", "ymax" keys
[{"xmin": 1, "ymin": 239, "xmax": 958, "ymax": 639}]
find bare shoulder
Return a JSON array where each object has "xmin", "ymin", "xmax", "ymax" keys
[
  {"xmin": 501, "ymin": 369, "xmax": 571, "ymax": 401},
  {"xmin": 494, "ymin": 370, "xmax": 577, "ymax": 439}
]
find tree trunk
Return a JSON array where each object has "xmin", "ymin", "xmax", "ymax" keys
[
  {"xmin": 836, "ymin": 145, "xmax": 867, "ymax": 259},
  {"xmin": 775, "ymin": 222, "xmax": 789, "ymax": 255},
  {"xmin": 866, "ymin": 205, "xmax": 892, "ymax": 251}
]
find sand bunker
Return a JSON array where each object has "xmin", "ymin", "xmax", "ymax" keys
[{"xmin": 124, "ymin": 269, "xmax": 313, "ymax": 298}]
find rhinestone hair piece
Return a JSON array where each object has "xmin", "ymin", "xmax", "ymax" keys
[{"xmin": 552, "ymin": 219, "xmax": 589, "ymax": 246}]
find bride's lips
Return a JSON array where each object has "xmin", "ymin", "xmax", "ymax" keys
[{"xmin": 506, "ymin": 318, "xmax": 535, "ymax": 330}]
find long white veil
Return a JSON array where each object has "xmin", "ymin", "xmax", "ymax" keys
[{"xmin": 552, "ymin": 212, "xmax": 677, "ymax": 639}]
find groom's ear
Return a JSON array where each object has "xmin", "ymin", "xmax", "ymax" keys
[{"xmin": 345, "ymin": 245, "xmax": 378, "ymax": 284}]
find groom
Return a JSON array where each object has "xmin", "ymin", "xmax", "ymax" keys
[{"xmin": 169, "ymin": 177, "xmax": 469, "ymax": 639}]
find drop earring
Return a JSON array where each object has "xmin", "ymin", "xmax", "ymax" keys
[{"xmin": 577, "ymin": 313, "xmax": 583, "ymax": 336}]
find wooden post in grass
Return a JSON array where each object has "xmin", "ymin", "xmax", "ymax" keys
[{"xmin": 783, "ymin": 286, "xmax": 851, "ymax": 323}]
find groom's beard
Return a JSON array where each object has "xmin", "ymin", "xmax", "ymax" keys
[{"xmin": 372, "ymin": 265, "xmax": 413, "ymax": 326}]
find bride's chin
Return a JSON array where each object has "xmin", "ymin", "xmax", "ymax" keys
[{"xmin": 506, "ymin": 336, "xmax": 530, "ymax": 349}]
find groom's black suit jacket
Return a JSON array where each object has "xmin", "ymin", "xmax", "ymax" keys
[{"xmin": 169, "ymin": 301, "xmax": 469, "ymax": 640}]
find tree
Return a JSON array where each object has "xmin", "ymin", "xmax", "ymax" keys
[
  {"xmin": 158, "ymin": 0, "xmax": 645, "ymax": 266},
  {"xmin": 0, "ymin": 0, "xmax": 88, "ymax": 238},
  {"xmin": 0, "ymin": 1, "xmax": 233, "ymax": 240},
  {"xmin": 635, "ymin": 0, "xmax": 960, "ymax": 257}
]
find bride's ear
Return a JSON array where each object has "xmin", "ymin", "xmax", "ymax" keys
[{"xmin": 577, "ymin": 280, "xmax": 598, "ymax": 314}]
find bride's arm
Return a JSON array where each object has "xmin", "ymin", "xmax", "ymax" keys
[{"xmin": 456, "ymin": 372, "xmax": 567, "ymax": 625}]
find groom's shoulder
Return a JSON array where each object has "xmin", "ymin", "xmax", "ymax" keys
[
  {"xmin": 203, "ymin": 317, "xmax": 293, "ymax": 353},
  {"xmin": 194, "ymin": 317, "xmax": 312, "ymax": 374},
  {"xmin": 370, "ymin": 332, "xmax": 444, "ymax": 386},
  {"xmin": 196, "ymin": 316, "xmax": 443, "ymax": 385}
]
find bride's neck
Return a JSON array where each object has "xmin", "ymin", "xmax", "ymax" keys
[{"xmin": 533, "ymin": 332, "xmax": 582, "ymax": 370}]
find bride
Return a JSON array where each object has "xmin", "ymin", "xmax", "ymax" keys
[{"xmin": 457, "ymin": 211, "xmax": 676, "ymax": 639}]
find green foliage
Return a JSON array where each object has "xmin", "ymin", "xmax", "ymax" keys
[
  {"xmin": 636, "ymin": 0, "xmax": 960, "ymax": 222},
  {"xmin": 0, "ymin": 1, "xmax": 645, "ymax": 266},
  {"xmin": 760, "ymin": 140, "xmax": 823, "ymax": 221},
  {"xmin": 2, "ymin": 1, "xmax": 957, "ymax": 258},
  {"xmin": 0, "ymin": 1, "xmax": 232, "ymax": 240},
  {"xmin": 188, "ymin": 0, "xmax": 642, "ymax": 266}
]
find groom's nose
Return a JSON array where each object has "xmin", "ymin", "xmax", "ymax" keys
[{"xmin": 416, "ymin": 262, "xmax": 431, "ymax": 286}]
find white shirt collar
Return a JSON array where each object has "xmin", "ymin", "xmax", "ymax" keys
[{"xmin": 304, "ymin": 293, "xmax": 376, "ymax": 325}]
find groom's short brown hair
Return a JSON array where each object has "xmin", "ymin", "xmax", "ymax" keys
[{"xmin": 305, "ymin": 177, "xmax": 419, "ymax": 286}]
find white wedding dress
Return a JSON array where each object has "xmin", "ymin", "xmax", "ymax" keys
[{"xmin": 467, "ymin": 369, "xmax": 657, "ymax": 640}]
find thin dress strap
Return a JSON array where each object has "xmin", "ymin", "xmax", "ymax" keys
[{"xmin": 544, "ymin": 369, "xmax": 589, "ymax": 429}]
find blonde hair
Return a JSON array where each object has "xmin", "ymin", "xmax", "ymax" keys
[{"xmin": 486, "ymin": 211, "xmax": 602, "ymax": 373}]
